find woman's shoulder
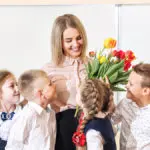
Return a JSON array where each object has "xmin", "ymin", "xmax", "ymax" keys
[{"xmin": 41, "ymin": 62, "xmax": 57, "ymax": 74}]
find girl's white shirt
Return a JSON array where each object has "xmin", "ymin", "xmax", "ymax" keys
[
  {"xmin": 0, "ymin": 105, "xmax": 22, "ymax": 141},
  {"xmin": 85, "ymin": 112, "xmax": 107, "ymax": 150},
  {"xmin": 86, "ymin": 129, "xmax": 103, "ymax": 150}
]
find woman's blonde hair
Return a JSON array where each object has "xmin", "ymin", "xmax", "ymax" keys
[
  {"xmin": 51, "ymin": 14, "xmax": 87, "ymax": 66},
  {"xmin": 76, "ymin": 79, "xmax": 113, "ymax": 150}
]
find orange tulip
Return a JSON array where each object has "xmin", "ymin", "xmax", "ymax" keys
[
  {"xmin": 89, "ymin": 51, "xmax": 96, "ymax": 57},
  {"xmin": 104, "ymin": 38, "xmax": 116, "ymax": 49}
]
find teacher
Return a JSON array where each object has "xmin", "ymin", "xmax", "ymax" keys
[{"xmin": 42, "ymin": 14, "xmax": 89, "ymax": 150}]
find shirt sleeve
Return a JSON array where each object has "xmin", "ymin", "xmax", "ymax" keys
[
  {"xmin": 41, "ymin": 63, "xmax": 55, "ymax": 78},
  {"xmin": 86, "ymin": 129, "xmax": 104, "ymax": 150},
  {"xmin": 111, "ymin": 99, "xmax": 124, "ymax": 125},
  {"xmin": 5, "ymin": 112, "xmax": 32, "ymax": 150}
]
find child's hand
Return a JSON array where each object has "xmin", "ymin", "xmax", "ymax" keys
[
  {"xmin": 99, "ymin": 76, "xmax": 110, "ymax": 88},
  {"xmin": 104, "ymin": 76, "xmax": 110, "ymax": 88}
]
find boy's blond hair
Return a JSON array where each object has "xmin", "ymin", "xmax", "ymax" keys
[{"xmin": 18, "ymin": 70, "xmax": 48, "ymax": 100}]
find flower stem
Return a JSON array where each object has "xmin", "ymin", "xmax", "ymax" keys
[
  {"xmin": 99, "ymin": 47, "xmax": 105, "ymax": 56},
  {"xmin": 74, "ymin": 105, "xmax": 79, "ymax": 117}
]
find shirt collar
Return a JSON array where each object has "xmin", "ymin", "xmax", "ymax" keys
[
  {"xmin": 127, "ymin": 98, "xmax": 139, "ymax": 108},
  {"xmin": 140, "ymin": 104, "xmax": 150, "ymax": 110},
  {"xmin": 28, "ymin": 101, "xmax": 44, "ymax": 115},
  {"xmin": 45, "ymin": 104, "xmax": 52, "ymax": 113},
  {"xmin": 63, "ymin": 56, "xmax": 83, "ymax": 66}
]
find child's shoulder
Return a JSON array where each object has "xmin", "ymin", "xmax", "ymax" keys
[{"xmin": 17, "ymin": 104, "xmax": 39, "ymax": 121}]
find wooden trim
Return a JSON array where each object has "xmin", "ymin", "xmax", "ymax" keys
[{"xmin": 0, "ymin": 0, "xmax": 150, "ymax": 5}]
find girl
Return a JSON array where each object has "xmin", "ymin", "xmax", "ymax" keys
[
  {"xmin": 73, "ymin": 79, "xmax": 116, "ymax": 150},
  {"xmin": 0, "ymin": 70, "xmax": 21, "ymax": 150}
]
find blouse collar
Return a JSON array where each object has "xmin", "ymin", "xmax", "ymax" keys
[{"xmin": 63, "ymin": 56, "xmax": 84, "ymax": 66}]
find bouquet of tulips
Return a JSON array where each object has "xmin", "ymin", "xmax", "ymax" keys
[{"xmin": 86, "ymin": 38, "xmax": 136, "ymax": 91}]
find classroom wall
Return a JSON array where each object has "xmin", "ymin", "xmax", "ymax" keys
[
  {"xmin": 0, "ymin": 4, "xmax": 116, "ymax": 77},
  {"xmin": 0, "ymin": 4, "xmax": 150, "ymax": 102}
]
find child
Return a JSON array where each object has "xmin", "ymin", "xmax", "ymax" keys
[
  {"xmin": 111, "ymin": 63, "xmax": 150, "ymax": 150},
  {"xmin": 5, "ymin": 69, "xmax": 56, "ymax": 150},
  {"xmin": 72, "ymin": 79, "xmax": 116, "ymax": 150},
  {"xmin": 0, "ymin": 70, "xmax": 21, "ymax": 150}
]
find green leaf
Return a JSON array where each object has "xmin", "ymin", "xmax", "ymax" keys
[
  {"xmin": 85, "ymin": 62, "xmax": 92, "ymax": 78},
  {"xmin": 115, "ymin": 76, "xmax": 128, "ymax": 83},
  {"xmin": 119, "ymin": 69, "xmax": 132, "ymax": 77},
  {"xmin": 91, "ymin": 59, "xmax": 100, "ymax": 76},
  {"xmin": 105, "ymin": 60, "xmax": 124, "ymax": 77},
  {"xmin": 112, "ymin": 80, "xmax": 128, "ymax": 86},
  {"xmin": 109, "ymin": 71, "xmax": 118, "ymax": 84},
  {"xmin": 111, "ymin": 86, "xmax": 126, "ymax": 91},
  {"xmin": 97, "ymin": 63, "xmax": 105, "ymax": 78}
]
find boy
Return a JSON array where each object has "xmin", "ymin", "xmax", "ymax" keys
[
  {"xmin": 112, "ymin": 63, "xmax": 150, "ymax": 150},
  {"xmin": 5, "ymin": 70, "xmax": 56, "ymax": 150}
]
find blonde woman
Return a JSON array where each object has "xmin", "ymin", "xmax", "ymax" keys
[
  {"xmin": 42, "ymin": 14, "xmax": 89, "ymax": 150},
  {"xmin": 73, "ymin": 79, "xmax": 116, "ymax": 150}
]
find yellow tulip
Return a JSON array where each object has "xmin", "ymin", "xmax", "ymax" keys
[
  {"xmin": 97, "ymin": 54, "xmax": 101, "ymax": 60},
  {"xmin": 104, "ymin": 38, "xmax": 116, "ymax": 49},
  {"xmin": 99, "ymin": 56, "xmax": 107, "ymax": 64}
]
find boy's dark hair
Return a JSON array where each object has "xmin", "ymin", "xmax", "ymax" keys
[{"xmin": 133, "ymin": 63, "xmax": 150, "ymax": 87}]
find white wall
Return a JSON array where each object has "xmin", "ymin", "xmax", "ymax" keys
[
  {"xmin": 0, "ymin": 5, "xmax": 116, "ymax": 77},
  {"xmin": 118, "ymin": 4, "xmax": 150, "ymax": 63},
  {"xmin": 117, "ymin": 4, "xmax": 150, "ymax": 101},
  {"xmin": 0, "ymin": 4, "xmax": 150, "ymax": 102}
]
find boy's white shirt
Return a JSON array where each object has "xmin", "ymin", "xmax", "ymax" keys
[
  {"xmin": 111, "ymin": 98, "xmax": 150, "ymax": 150},
  {"xmin": 0, "ymin": 105, "xmax": 22, "ymax": 141},
  {"xmin": 5, "ymin": 101, "xmax": 56, "ymax": 150}
]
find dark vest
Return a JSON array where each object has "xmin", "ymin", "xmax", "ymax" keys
[
  {"xmin": 0, "ymin": 138, "xmax": 7, "ymax": 150},
  {"xmin": 84, "ymin": 117, "xmax": 116, "ymax": 150}
]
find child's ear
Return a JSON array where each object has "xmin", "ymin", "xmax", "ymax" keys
[{"xmin": 143, "ymin": 87, "xmax": 150, "ymax": 96}]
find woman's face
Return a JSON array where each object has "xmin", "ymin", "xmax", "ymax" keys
[{"xmin": 62, "ymin": 27, "xmax": 83, "ymax": 59}]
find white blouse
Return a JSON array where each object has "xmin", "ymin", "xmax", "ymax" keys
[
  {"xmin": 0, "ymin": 105, "xmax": 22, "ymax": 141},
  {"xmin": 42, "ymin": 56, "xmax": 88, "ymax": 112},
  {"xmin": 86, "ymin": 129, "xmax": 103, "ymax": 150},
  {"xmin": 5, "ymin": 102, "xmax": 56, "ymax": 150}
]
